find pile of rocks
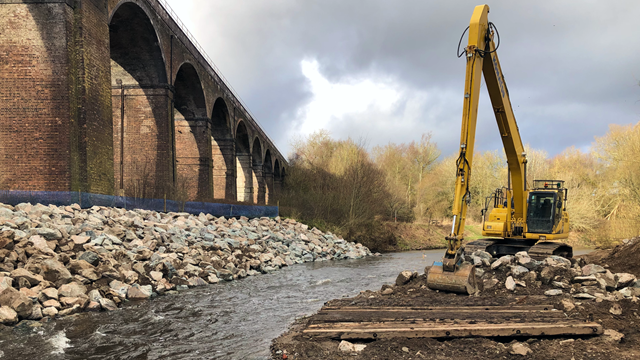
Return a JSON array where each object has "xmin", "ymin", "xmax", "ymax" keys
[
  {"xmin": 0, "ymin": 203, "xmax": 372, "ymax": 325},
  {"xmin": 468, "ymin": 250, "xmax": 640, "ymax": 301}
]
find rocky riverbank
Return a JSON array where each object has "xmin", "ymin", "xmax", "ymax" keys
[
  {"xmin": 272, "ymin": 240, "xmax": 640, "ymax": 359},
  {"xmin": 0, "ymin": 202, "xmax": 372, "ymax": 326}
]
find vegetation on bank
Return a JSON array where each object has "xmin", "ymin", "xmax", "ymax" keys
[{"xmin": 280, "ymin": 123, "xmax": 640, "ymax": 252}]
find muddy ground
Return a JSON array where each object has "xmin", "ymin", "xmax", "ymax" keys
[{"xmin": 271, "ymin": 239, "xmax": 640, "ymax": 359}]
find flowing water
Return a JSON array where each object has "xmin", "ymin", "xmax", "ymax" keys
[{"xmin": 0, "ymin": 249, "xmax": 592, "ymax": 360}]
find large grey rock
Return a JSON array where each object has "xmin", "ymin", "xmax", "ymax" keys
[
  {"xmin": 540, "ymin": 267, "xmax": 554, "ymax": 285},
  {"xmin": 0, "ymin": 287, "xmax": 34, "ymax": 318},
  {"xmin": 510, "ymin": 342, "xmax": 532, "ymax": 356},
  {"xmin": 127, "ymin": 285, "xmax": 152, "ymax": 300},
  {"xmin": 99, "ymin": 298, "xmax": 118, "ymax": 311},
  {"xmin": 0, "ymin": 277, "xmax": 13, "ymax": 292},
  {"xmin": 545, "ymin": 256, "xmax": 571, "ymax": 269},
  {"xmin": 10, "ymin": 268, "xmax": 43, "ymax": 286},
  {"xmin": 0, "ymin": 306, "xmax": 18, "ymax": 324},
  {"xmin": 505, "ymin": 276, "xmax": 516, "ymax": 291},
  {"xmin": 58, "ymin": 283, "xmax": 87, "ymax": 298},
  {"xmin": 79, "ymin": 251, "xmax": 100, "ymax": 266},
  {"xmin": 35, "ymin": 228, "xmax": 62, "ymax": 240},
  {"xmin": 616, "ymin": 273, "xmax": 637, "ymax": 289},
  {"xmin": 42, "ymin": 307, "xmax": 58, "ymax": 318},
  {"xmin": 582, "ymin": 264, "xmax": 606, "ymax": 276},
  {"xmin": 42, "ymin": 259, "xmax": 73, "ymax": 286},
  {"xmin": 396, "ymin": 271, "xmax": 415, "ymax": 286},
  {"xmin": 511, "ymin": 265, "xmax": 530, "ymax": 277}
]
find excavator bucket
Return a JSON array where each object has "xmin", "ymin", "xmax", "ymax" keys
[{"xmin": 426, "ymin": 261, "xmax": 477, "ymax": 295}]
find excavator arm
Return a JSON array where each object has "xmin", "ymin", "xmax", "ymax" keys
[{"xmin": 428, "ymin": 4, "xmax": 527, "ymax": 294}]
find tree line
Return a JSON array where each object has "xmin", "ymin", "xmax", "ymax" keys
[{"xmin": 280, "ymin": 123, "xmax": 640, "ymax": 250}]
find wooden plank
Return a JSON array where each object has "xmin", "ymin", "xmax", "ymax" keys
[
  {"xmin": 303, "ymin": 321, "xmax": 603, "ymax": 340},
  {"xmin": 321, "ymin": 305, "xmax": 555, "ymax": 312}
]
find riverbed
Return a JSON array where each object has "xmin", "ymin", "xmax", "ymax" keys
[{"xmin": 0, "ymin": 249, "xmax": 592, "ymax": 360}]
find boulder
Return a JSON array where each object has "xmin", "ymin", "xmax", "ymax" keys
[
  {"xmin": 58, "ymin": 283, "xmax": 87, "ymax": 298},
  {"xmin": 545, "ymin": 289, "xmax": 563, "ymax": 296},
  {"xmin": 42, "ymin": 259, "xmax": 73, "ymax": 286},
  {"xmin": 207, "ymin": 274, "xmax": 220, "ymax": 284},
  {"xmin": 10, "ymin": 268, "xmax": 43, "ymax": 286},
  {"xmin": 0, "ymin": 287, "xmax": 34, "ymax": 318},
  {"xmin": 505, "ymin": 276, "xmax": 516, "ymax": 291},
  {"xmin": 0, "ymin": 276, "xmax": 13, "ymax": 291},
  {"xmin": 511, "ymin": 265, "xmax": 530, "ymax": 277},
  {"xmin": 0, "ymin": 306, "xmax": 18, "ymax": 324},
  {"xmin": 42, "ymin": 307, "xmax": 58, "ymax": 318},
  {"xmin": 510, "ymin": 342, "xmax": 532, "ymax": 356},
  {"xmin": 79, "ymin": 251, "xmax": 100, "ymax": 267},
  {"xmin": 573, "ymin": 275, "xmax": 598, "ymax": 283},
  {"xmin": 491, "ymin": 255, "xmax": 514, "ymax": 270},
  {"xmin": 338, "ymin": 340, "xmax": 366, "ymax": 353},
  {"xmin": 483, "ymin": 278, "xmax": 499, "ymax": 290},
  {"xmin": 39, "ymin": 288, "xmax": 58, "ymax": 301},
  {"xmin": 561, "ymin": 299, "xmax": 575, "ymax": 312},
  {"xmin": 109, "ymin": 280, "xmax": 130, "ymax": 298},
  {"xmin": 99, "ymin": 298, "xmax": 118, "ymax": 311},
  {"xmin": 127, "ymin": 285, "xmax": 152, "ymax": 300},
  {"xmin": 595, "ymin": 271, "xmax": 617, "ymax": 291},
  {"xmin": 35, "ymin": 228, "xmax": 62, "ymax": 240},
  {"xmin": 616, "ymin": 273, "xmax": 637, "ymax": 289},
  {"xmin": 604, "ymin": 329, "xmax": 625, "ymax": 343},
  {"xmin": 545, "ymin": 256, "xmax": 571, "ymax": 269},
  {"xmin": 42, "ymin": 299, "xmax": 61, "ymax": 309},
  {"xmin": 88, "ymin": 290, "xmax": 103, "ymax": 303},
  {"xmin": 60, "ymin": 297, "xmax": 89, "ymax": 309},
  {"xmin": 58, "ymin": 304, "xmax": 82, "ymax": 317},
  {"xmin": 150, "ymin": 271, "xmax": 164, "ymax": 282},
  {"xmin": 582, "ymin": 264, "xmax": 606, "ymax": 276},
  {"xmin": 396, "ymin": 270, "xmax": 415, "ymax": 286},
  {"xmin": 68, "ymin": 260, "xmax": 94, "ymax": 274}
]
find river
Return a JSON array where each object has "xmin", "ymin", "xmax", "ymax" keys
[{"xmin": 0, "ymin": 249, "xmax": 592, "ymax": 360}]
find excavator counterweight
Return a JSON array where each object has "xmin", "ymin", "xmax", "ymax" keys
[{"xmin": 426, "ymin": 4, "xmax": 571, "ymax": 294}]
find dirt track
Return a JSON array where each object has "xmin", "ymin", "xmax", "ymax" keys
[{"xmin": 271, "ymin": 239, "xmax": 640, "ymax": 359}]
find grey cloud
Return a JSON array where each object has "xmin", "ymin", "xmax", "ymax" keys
[{"xmin": 172, "ymin": 0, "xmax": 640, "ymax": 157}]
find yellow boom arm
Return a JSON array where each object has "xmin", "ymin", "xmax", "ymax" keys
[{"xmin": 446, "ymin": 4, "xmax": 527, "ymax": 265}]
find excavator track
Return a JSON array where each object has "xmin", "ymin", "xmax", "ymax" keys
[{"xmin": 464, "ymin": 239, "xmax": 573, "ymax": 260}]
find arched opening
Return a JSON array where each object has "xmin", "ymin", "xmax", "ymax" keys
[
  {"xmin": 252, "ymin": 137, "xmax": 264, "ymax": 204},
  {"xmin": 174, "ymin": 63, "xmax": 211, "ymax": 201},
  {"xmin": 211, "ymin": 98, "xmax": 234, "ymax": 200},
  {"xmin": 273, "ymin": 159, "xmax": 282, "ymax": 201},
  {"xmin": 235, "ymin": 121, "xmax": 252, "ymax": 202},
  {"xmin": 110, "ymin": 2, "xmax": 170, "ymax": 198},
  {"xmin": 263, "ymin": 150, "xmax": 274, "ymax": 205}
]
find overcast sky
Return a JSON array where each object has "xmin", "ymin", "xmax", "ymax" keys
[{"xmin": 164, "ymin": 0, "xmax": 640, "ymax": 159}]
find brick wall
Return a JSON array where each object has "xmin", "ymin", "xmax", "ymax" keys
[{"xmin": 0, "ymin": 3, "xmax": 74, "ymax": 191}]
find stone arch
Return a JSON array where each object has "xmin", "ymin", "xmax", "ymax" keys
[
  {"xmin": 273, "ymin": 159, "xmax": 282, "ymax": 201},
  {"xmin": 211, "ymin": 97, "xmax": 234, "ymax": 200},
  {"xmin": 252, "ymin": 137, "xmax": 265, "ymax": 204},
  {"xmin": 174, "ymin": 62, "xmax": 211, "ymax": 201},
  {"xmin": 235, "ymin": 121, "xmax": 253, "ymax": 202},
  {"xmin": 110, "ymin": 1, "xmax": 171, "ymax": 198},
  {"xmin": 263, "ymin": 149, "xmax": 274, "ymax": 205}
]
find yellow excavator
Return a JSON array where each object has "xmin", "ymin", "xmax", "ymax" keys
[{"xmin": 426, "ymin": 4, "xmax": 572, "ymax": 294}]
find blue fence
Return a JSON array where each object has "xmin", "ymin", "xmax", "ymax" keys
[{"xmin": 0, "ymin": 191, "xmax": 279, "ymax": 218}]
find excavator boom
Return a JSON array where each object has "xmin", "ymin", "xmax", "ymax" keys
[{"xmin": 427, "ymin": 4, "xmax": 549, "ymax": 294}]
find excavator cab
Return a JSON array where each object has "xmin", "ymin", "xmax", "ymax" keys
[{"xmin": 525, "ymin": 180, "xmax": 569, "ymax": 240}]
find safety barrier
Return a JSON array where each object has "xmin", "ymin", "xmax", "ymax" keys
[{"xmin": 0, "ymin": 191, "xmax": 278, "ymax": 218}]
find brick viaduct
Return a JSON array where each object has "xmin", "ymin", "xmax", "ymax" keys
[{"xmin": 0, "ymin": 0, "xmax": 287, "ymax": 205}]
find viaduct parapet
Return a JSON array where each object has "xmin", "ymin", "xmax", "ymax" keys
[{"xmin": 0, "ymin": 0, "xmax": 287, "ymax": 204}]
